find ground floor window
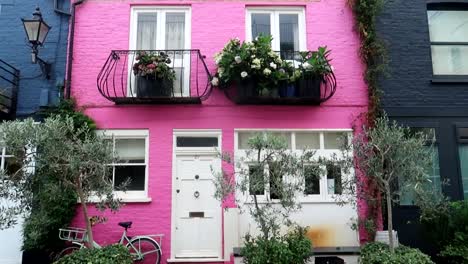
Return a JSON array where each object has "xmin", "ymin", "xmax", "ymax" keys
[
  {"xmin": 458, "ymin": 127, "xmax": 468, "ymax": 199},
  {"xmin": 99, "ymin": 130, "xmax": 149, "ymax": 200}
]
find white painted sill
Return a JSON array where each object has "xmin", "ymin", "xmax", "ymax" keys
[
  {"xmin": 167, "ymin": 258, "xmax": 225, "ymax": 263},
  {"xmin": 80, "ymin": 196, "xmax": 152, "ymax": 204}
]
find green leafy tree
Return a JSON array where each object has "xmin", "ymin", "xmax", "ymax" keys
[
  {"xmin": 333, "ymin": 116, "xmax": 434, "ymax": 253},
  {"xmin": 0, "ymin": 116, "xmax": 121, "ymax": 248}
]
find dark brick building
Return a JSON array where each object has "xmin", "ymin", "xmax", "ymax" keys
[{"xmin": 377, "ymin": 0, "xmax": 468, "ymax": 253}]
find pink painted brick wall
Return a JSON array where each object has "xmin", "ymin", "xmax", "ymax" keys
[{"xmin": 70, "ymin": 1, "xmax": 369, "ymax": 262}]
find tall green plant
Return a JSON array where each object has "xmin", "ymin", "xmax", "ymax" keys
[
  {"xmin": 332, "ymin": 116, "xmax": 434, "ymax": 253},
  {"xmin": 0, "ymin": 116, "xmax": 121, "ymax": 248}
]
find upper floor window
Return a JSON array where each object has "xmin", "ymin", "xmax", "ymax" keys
[
  {"xmin": 427, "ymin": 7, "xmax": 468, "ymax": 77},
  {"xmin": 246, "ymin": 8, "xmax": 306, "ymax": 58}
]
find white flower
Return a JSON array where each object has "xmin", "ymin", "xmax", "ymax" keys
[
  {"xmin": 218, "ymin": 67, "xmax": 225, "ymax": 74},
  {"xmin": 276, "ymin": 58, "xmax": 282, "ymax": 64},
  {"xmin": 241, "ymin": 71, "xmax": 248, "ymax": 78},
  {"xmin": 269, "ymin": 62, "xmax": 277, "ymax": 69},
  {"xmin": 252, "ymin": 58, "xmax": 261, "ymax": 65},
  {"xmin": 263, "ymin": 68, "xmax": 271, "ymax": 75},
  {"xmin": 302, "ymin": 62, "xmax": 312, "ymax": 69},
  {"xmin": 211, "ymin": 77, "xmax": 219, "ymax": 86},
  {"xmin": 235, "ymin": 56, "xmax": 242, "ymax": 64},
  {"xmin": 251, "ymin": 64, "xmax": 261, "ymax": 70},
  {"xmin": 330, "ymin": 66, "xmax": 335, "ymax": 72}
]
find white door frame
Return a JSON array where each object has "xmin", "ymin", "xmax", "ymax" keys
[{"xmin": 170, "ymin": 130, "xmax": 223, "ymax": 261}]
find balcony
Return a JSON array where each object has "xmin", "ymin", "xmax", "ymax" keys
[
  {"xmin": 97, "ymin": 50, "xmax": 213, "ymax": 104},
  {"xmin": 0, "ymin": 59, "xmax": 19, "ymax": 120},
  {"xmin": 219, "ymin": 51, "xmax": 337, "ymax": 105}
]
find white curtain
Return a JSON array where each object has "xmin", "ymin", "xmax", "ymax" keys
[
  {"xmin": 136, "ymin": 13, "xmax": 157, "ymax": 50},
  {"xmin": 165, "ymin": 12, "xmax": 185, "ymax": 50}
]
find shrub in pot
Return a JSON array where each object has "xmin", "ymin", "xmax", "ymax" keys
[
  {"xmin": 360, "ymin": 242, "xmax": 434, "ymax": 264},
  {"xmin": 133, "ymin": 51, "xmax": 176, "ymax": 97},
  {"xmin": 53, "ymin": 245, "xmax": 133, "ymax": 264}
]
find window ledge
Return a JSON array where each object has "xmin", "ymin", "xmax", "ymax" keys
[
  {"xmin": 431, "ymin": 76, "xmax": 468, "ymax": 83},
  {"xmin": 82, "ymin": 197, "xmax": 152, "ymax": 204}
]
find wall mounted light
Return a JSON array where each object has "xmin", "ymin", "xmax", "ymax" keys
[{"xmin": 21, "ymin": 7, "xmax": 52, "ymax": 79}]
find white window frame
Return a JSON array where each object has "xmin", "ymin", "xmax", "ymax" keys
[
  {"xmin": 234, "ymin": 129, "xmax": 353, "ymax": 203},
  {"xmin": 0, "ymin": 147, "xmax": 13, "ymax": 171},
  {"xmin": 98, "ymin": 129, "xmax": 150, "ymax": 202},
  {"xmin": 128, "ymin": 6, "xmax": 192, "ymax": 97},
  {"xmin": 246, "ymin": 7, "xmax": 307, "ymax": 51}
]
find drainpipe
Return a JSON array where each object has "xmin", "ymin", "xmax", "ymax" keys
[{"xmin": 65, "ymin": 0, "xmax": 86, "ymax": 99}]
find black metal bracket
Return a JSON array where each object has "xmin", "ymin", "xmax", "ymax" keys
[{"xmin": 36, "ymin": 56, "xmax": 52, "ymax": 80}]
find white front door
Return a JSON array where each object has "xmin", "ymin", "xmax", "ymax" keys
[{"xmin": 173, "ymin": 154, "xmax": 222, "ymax": 259}]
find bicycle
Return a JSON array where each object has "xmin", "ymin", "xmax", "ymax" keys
[{"xmin": 57, "ymin": 221, "xmax": 163, "ymax": 264}]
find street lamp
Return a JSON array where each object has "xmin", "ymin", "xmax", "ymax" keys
[{"xmin": 21, "ymin": 7, "xmax": 52, "ymax": 79}]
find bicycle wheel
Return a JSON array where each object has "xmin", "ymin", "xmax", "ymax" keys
[
  {"xmin": 54, "ymin": 245, "xmax": 81, "ymax": 260},
  {"xmin": 127, "ymin": 237, "xmax": 161, "ymax": 264}
]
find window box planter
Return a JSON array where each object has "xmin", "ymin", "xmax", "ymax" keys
[
  {"xmin": 136, "ymin": 76, "xmax": 173, "ymax": 98},
  {"xmin": 297, "ymin": 75, "xmax": 322, "ymax": 98}
]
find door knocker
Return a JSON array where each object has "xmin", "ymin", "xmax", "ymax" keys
[{"xmin": 194, "ymin": 191, "xmax": 200, "ymax": 198}]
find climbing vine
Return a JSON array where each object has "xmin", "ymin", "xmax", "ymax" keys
[{"xmin": 347, "ymin": 0, "xmax": 387, "ymax": 242}]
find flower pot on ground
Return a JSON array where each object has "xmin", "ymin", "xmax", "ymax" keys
[
  {"xmin": 297, "ymin": 75, "xmax": 322, "ymax": 98},
  {"xmin": 136, "ymin": 75, "xmax": 173, "ymax": 97},
  {"xmin": 132, "ymin": 51, "xmax": 176, "ymax": 98}
]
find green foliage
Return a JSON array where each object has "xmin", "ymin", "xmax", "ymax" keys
[
  {"xmin": 0, "ymin": 116, "xmax": 121, "ymax": 247},
  {"xmin": 213, "ymin": 132, "xmax": 320, "ymax": 239},
  {"xmin": 348, "ymin": 0, "xmax": 387, "ymax": 121},
  {"xmin": 299, "ymin": 46, "xmax": 333, "ymax": 76},
  {"xmin": 42, "ymin": 99, "xmax": 96, "ymax": 132},
  {"xmin": 242, "ymin": 226, "xmax": 312, "ymax": 264},
  {"xmin": 53, "ymin": 245, "xmax": 133, "ymax": 264},
  {"xmin": 360, "ymin": 242, "xmax": 434, "ymax": 264},
  {"xmin": 420, "ymin": 200, "xmax": 468, "ymax": 263}
]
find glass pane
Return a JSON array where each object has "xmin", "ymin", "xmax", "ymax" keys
[
  {"xmin": 137, "ymin": 13, "xmax": 157, "ymax": 50},
  {"xmin": 251, "ymin": 13, "xmax": 271, "ymax": 39},
  {"xmin": 400, "ymin": 145, "xmax": 441, "ymax": 205},
  {"xmin": 408, "ymin": 128, "xmax": 436, "ymax": 143},
  {"xmin": 269, "ymin": 162, "xmax": 282, "ymax": 199},
  {"xmin": 279, "ymin": 14, "xmax": 299, "ymax": 52},
  {"xmin": 431, "ymin": 45, "xmax": 468, "ymax": 75},
  {"xmin": 327, "ymin": 164, "xmax": 342, "ymax": 195},
  {"xmin": 304, "ymin": 165, "xmax": 320, "ymax": 195},
  {"xmin": 271, "ymin": 132, "xmax": 292, "ymax": 149},
  {"xmin": 114, "ymin": 165, "xmax": 146, "ymax": 191},
  {"xmin": 176, "ymin": 137, "xmax": 218, "ymax": 147},
  {"xmin": 238, "ymin": 132, "xmax": 256, "ymax": 150},
  {"xmin": 249, "ymin": 165, "xmax": 264, "ymax": 195},
  {"xmin": 4, "ymin": 157, "xmax": 20, "ymax": 176},
  {"xmin": 459, "ymin": 144, "xmax": 468, "ymax": 200},
  {"xmin": 115, "ymin": 139, "xmax": 145, "ymax": 163},
  {"xmin": 166, "ymin": 12, "xmax": 185, "ymax": 49},
  {"xmin": 459, "ymin": 128, "xmax": 468, "ymax": 142},
  {"xmin": 296, "ymin": 132, "xmax": 320, "ymax": 150},
  {"xmin": 428, "ymin": 11, "xmax": 468, "ymax": 42},
  {"xmin": 324, "ymin": 132, "xmax": 347, "ymax": 149}
]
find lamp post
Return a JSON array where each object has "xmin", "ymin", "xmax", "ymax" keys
[{"xmin": 21, "ymin": 7, "xmax": 52, "ymax": 79}]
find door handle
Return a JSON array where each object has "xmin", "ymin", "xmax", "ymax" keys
[{"xmin": 176, "ymin": 189, "xmax": 180, "ymax": 193}]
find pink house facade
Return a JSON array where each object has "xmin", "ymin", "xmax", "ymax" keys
[{"xmin": 70, "ymin": 0, "xmax": 368, "ymax": 263}]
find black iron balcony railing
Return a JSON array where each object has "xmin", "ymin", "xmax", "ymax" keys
[
  {"xmin": 0, "ymin": 59, "xmax": 19, "ymax": 120},
  {"xmin": 97, "ymin": 50, "xmax": 213, "ymax": 104},
  {"xmin": 223, "ymin": 51, "xmax": 337, "ymax": 105}
]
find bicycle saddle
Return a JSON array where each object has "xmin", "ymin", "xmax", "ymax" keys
[{"xmin": 118, "ymin": 221, "xmax": 132, "ymax": 229}]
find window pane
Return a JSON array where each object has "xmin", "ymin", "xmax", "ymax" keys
[
  {"xmin": 251, "ymin": 13, "xmax": 271, "ymax": 39},
  {"xmin": 431, "ymin": 45, "xmax": 468, "ymax": 75},
  {"xmin": 137, "ymin": 13, "xmax": 157, "ymax": 50},
  {"xmin": 238, "ymin": 132, "xmax": 256, "ymax": 150},
  {"xmin": 408, "ymin": 128, "xmax": 437, "ymax": 143},
  {"xmin": 400, "ymin": 145, "xmax": 441, "ymax": 205},
  {"xmin": 269, "ymin": 162, "xmax": 282, "ymax": 199},
  {"xmin": 327, "ymin": 164, "xmax": 342, "ymax": 195},
  {"xmin": 304, "ymin": 165, "xmax": 320, "ymax": 195},
  {"xmin": 296, "ymin": 132, "xmax": 320, "ymax": 150},
  {"xmin": 428, "ymin": 11, "xmax": 468, "ymax": 42},
  {"xmin": 271, "ymin": 132, "xmax": 292, "ymax": 149},
  {"xmin": 176, "ymin": 137, "xmax": 218, "ymax": 147},
  {"xmin": 324, "ymin": 132, "xmax": 347, "ymax": 149},
  {"xmin": 166, "ymin": 12, "xmax": 185, "ymax": 49},
  {"xmin": 115, "ymin": 139, "xmax": 145, "ymax": 163},
  {"xmin": 249, "ymin": 165, "xmax": 264, "ymax": 195},
  {"xmin": 114, "ymin": 165, "xmax": 146, "ymax": 191},
  {"xmin": 459, "ymin": 144, "xmax": 468, "ymax": 200},
  {"xmin": 279, "ymin": 14, "xmax": 299, "ymax": 52}
]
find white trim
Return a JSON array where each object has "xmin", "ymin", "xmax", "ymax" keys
[
  {"xmin": 245, "ymin": 7, "xmax": 307, "ymax": 51},
  {"xmin": 171, "ymin": 130, "xmax": 223, "ymax": 260},
  {"xmin": 97, "ymin": 129, "xmax": 150, "ymax": 200}
]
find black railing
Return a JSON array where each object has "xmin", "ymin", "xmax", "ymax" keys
[
  {"xmin": 0, "ymin": 59, "xmax": 19, "ymax": 120},
  {"xmin": 97, "ymin": 50, "xmax": 213, "ymax": 104},
  {"xmin": 223, "ymin": 51, "xmax": 337, "ymax": 105}
]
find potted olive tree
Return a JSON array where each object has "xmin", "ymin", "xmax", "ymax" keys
[
  {"xmin": 297, "ymin": 47, "xmax": 333, "ymax": 98},
  {"xmin": 133, "ymin": 51, "xmax": 176, "ymax": 97}
]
